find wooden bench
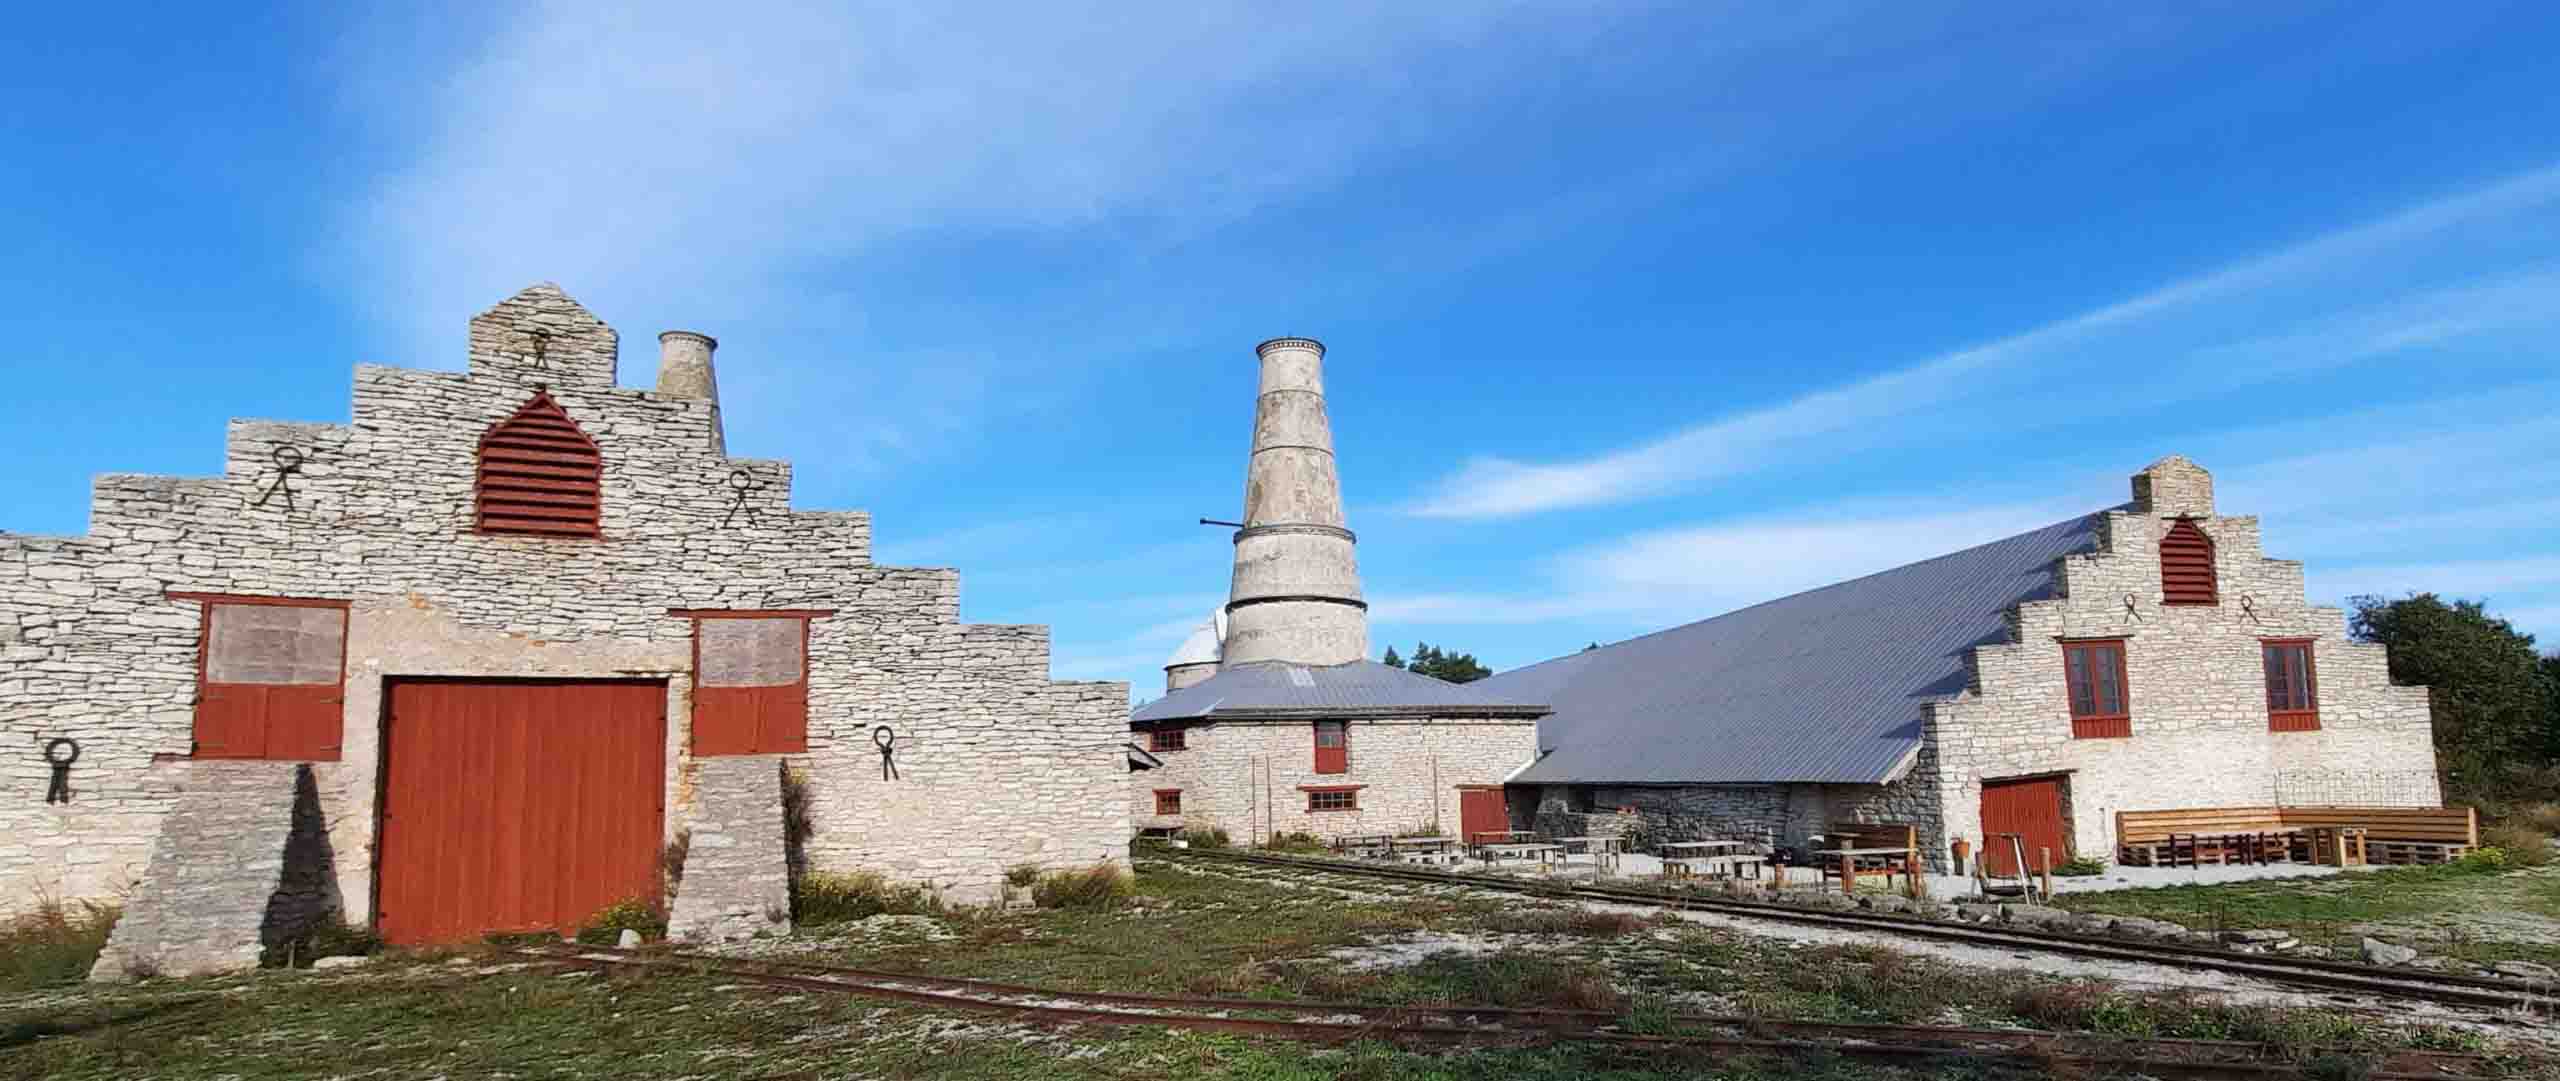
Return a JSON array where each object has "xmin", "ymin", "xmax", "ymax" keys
[
  {"xmin": 2116, "ymin": 806, "xmax": 2476, "ymax": 866},
  {"xmin": 1819, "ymin": 822, "xmax": 1917, "ymax": 892}
]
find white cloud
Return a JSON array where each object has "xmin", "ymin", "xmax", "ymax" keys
[{"xmin": 1404, "ymin": 162, "xmax": 2560, "ymax": 519}]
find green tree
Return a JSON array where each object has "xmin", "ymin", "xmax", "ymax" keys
[
  {"xmin": 2349, "ymin": 594, "xmax": 2551, "ymax": 803},
  {"xmin": 1402, "ymin": 641, "xmax": 1491, "ymax": 684},
  {"xmin": 1381, "ymin": 646, "xmax": 1405, "ymax": 669}
]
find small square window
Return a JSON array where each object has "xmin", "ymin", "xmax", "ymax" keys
[
  {"xmin": 1148, "ymin": 727, "xmax": 1186, "ymax": 752},
  {"xmin": 1307, "ymin": 788, "xmax": 1357, "ymax": 813},
  {"xmin": 1154, "ymin": 789, "xmax": 1182, "ymax": 816}
]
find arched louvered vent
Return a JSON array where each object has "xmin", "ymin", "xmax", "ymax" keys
[
  {"xmin": 475, "ymin": 392, "xmax": 602, "ymax": 538},
  {"xmin": 2159, "ymin": 517, "xmax": 2216, "ymax": 606}
]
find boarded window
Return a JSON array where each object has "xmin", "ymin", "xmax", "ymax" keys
[
  {"xmin": 1313, "ymin": 720, "xmax": 1348, "ymax": 774},
  {"xmin": 1148, "ymin": 727, "xmax": 1186, "ymax": 752},
  {"xmin": 193, "ymin": 598, "xmax": 347, "ymax": 760},
  {"xmin": 2062, "ymin": 639, "xmax": 2131, "ymax": 739},
  {"xmin": 1306, "ymin": 788, "xmax": 1358, "ymax": 812},
  {"xmin": 691, "ymin": 616, "xmax": 810, "ymax": 755},
  {"xmin": 476, "ymin": 392, "xmax": 603, "ymax": 538},
  {"xmin": 2263, "ymin": 639, "xmax": 2320, "ymax": 732},
  {"xmin": 1153, "ymin": 789, "xmax": 1182, "ymax": 816},
  {"xmin": 2159, "ymin": 518, "xmax": 2217, "ymax": 606}
]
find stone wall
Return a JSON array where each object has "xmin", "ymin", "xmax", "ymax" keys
[
  {"xmin": 1918, "ymin": 457, "xmax": 2439, "ymax": 868},
  {"xmin": 1131, "ymin": 716, "xmax": 1536, "ymax": 841},
  {"xmin": 1, "ymin": 284, "xmax": 1131, "ymax": 925}
]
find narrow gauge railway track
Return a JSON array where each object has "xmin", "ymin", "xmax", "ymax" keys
[
  {"xmin": 505, "ymin": 945, "xmax": 2511, "ymax": 1080},
  {"xmin": 1161, "ymin": 847, "xmax": 2559, "ymax": 1014}
]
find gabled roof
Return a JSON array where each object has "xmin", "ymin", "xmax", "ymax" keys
[
  {"xmin": 1132, "ymin": 660, "xmax": 1549, "ymax": 724},
  {"xmin": 1489, "ymin": 512, "xmax": 2110, "ymax": 787}
]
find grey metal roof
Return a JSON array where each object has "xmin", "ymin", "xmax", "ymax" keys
[
  {"xmin": 1490, "ymin": 512, "xmax": 2109, "ymax": 786},
  {"xmin": 1132, "ymin": 660, "xmax": 1550, "ymax": 723}
]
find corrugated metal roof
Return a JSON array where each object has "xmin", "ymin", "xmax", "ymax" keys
[
  {"xmin": 1132, "ymin": 660, "xmax": 1549, "ymax": 723},
  {"xmin": 1491, "ymin": 512, "xmax": 2108, "ymax": 786}
]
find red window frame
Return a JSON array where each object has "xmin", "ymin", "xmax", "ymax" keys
[
  {"xmin": 1313, "ymin": 720, "xmax": 1348, "ymax": 774},
  {"xmin": 176, "ymin": 592, "xmax": 349, "ymax": 761},
  {"xmin": 1153, "ymin": 789, "xmax": 1182, "ymax": 816},
  {"xmin": 2061, "ymin": 639, "xmax": 2132, "ymax": 739},
  {"xmin": 1148, "ymin": 726, "xmax": 1186, "ymax": 753},
  {"xmin": 1304, "ymin": 786, "xmax": 1360, "ymax": 812},
  {"xmin": 2263, "ymin": 638, "xmax": 2320, "ymax": 732},
  {"xmin": 677, "ymin": 609, "xmax": 830, "ymax": 755},
  {"xmin": 2159, "ymin": 517, "xmax": 2218, "ymax": 606}
]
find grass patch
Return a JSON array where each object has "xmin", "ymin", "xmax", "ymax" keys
[
  {"xmin": 2051, "ymin": 861, "xmax": 2560, "ymax": 967},
  {"xmin": 2482, "ymin": 823, "xmax": 2553, "ymax": 868},
  {"xmin": 1030, "ymin": 864, "xmax": 1134, "ymax": 911},
  {"xmin": 1179, "ymin": 826, "xmax": 1231, "ymax": 850},
  {"xmin": 1482, "ymin": 907, "xmax": 1662, "ymax": 937},
  {"xmin": 2050, "ymin": 856, "xmax": 2107, "ymax": 877},
  {"xmin": 792, "ymin": 870, "xmax": 938, "ymax": 927},
  {"xmin": 1259, "ymin": 832, "xmax": 1328, "ymax": 855},
  {"xmin": 2006, "ymin": 981, "xmax": 2488, "ymax": 1057},
  {"xmin": 0, "ymin": 900, "xmax": 117, "ymax": 991}
]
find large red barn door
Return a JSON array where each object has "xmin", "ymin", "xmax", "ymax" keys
[
  {"xmin": 376, "ymin": 679, "xmax": 666, "ymax": 945},
  {"xmin": 1979, "ymin": 775, "xmax": 2071, "ymax": 878},
  {"xmin": 1459, "ymin": 787, "xmax": 1509, "ymax": 845}
]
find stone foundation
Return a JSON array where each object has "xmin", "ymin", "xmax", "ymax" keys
[{"xmin": 668, "ymin": 756, "xmax": 793, "ymax": 943}]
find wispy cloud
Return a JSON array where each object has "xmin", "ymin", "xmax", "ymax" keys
[{"xmin": 1404, "ymin": 162, "xmax": 2560, "ymax": 519}]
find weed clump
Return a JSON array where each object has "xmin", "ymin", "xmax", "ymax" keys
[
  {"xmin": 2480, "ymin": 823, "xmax": 2552, "ymax": 867},
  {"xmin": 575, "ymin": 898, "xmax": 667, "ymax": 946},
  {"xmin": 1004, "ymin": 863, "xmax": 1042, "ymax": 888},
  {"xmin": 264, "ymin": 919, "xmax": 382, "ymax": 968},
  {"xmin": 793, "ymin": 870, "xmax": 938, "ymax": 927},
  {"xmin": 2052, "ymin": 855, "xmax": 2108, "ymax": 877},
  {"xmin": 1260, "ymin": 831, "xmax": 1327, "ymax": 855},
  {"xmin": 1, "ymin": 899, "xmax": 119, "ymax": 991},
  {"xmin": 1031, "ymin": 864, "xmax": 1135, "ymax": 910},
  {"xmin": 1179, "ymin": 826, "xmax": 1231, "ymax": 850},
  {"xmin": 1485, "ymin": 907, "xmax": 1659, "ymax": 937}
]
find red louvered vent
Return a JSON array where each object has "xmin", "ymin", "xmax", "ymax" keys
[
  {"xmin": 476, "ymin": 392, "xmax": 603, "ymax": 538},
  {"xmin": 2159, "ymin": 517, "xmax": 2216, "ymax": 606}
]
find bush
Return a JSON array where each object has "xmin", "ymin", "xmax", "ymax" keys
[
  {"xmin": 1260, "ymin": 831, "xmax": 1327, "ymax": 855},
  {"xmin": 2481, "ymin": 824, "xmax": 2552, "ymax": 868},
  {"xmin": 1, "ymin": 900, "xmax": 119, "ymax": 991},
  {"xmin": 1030, "ymin": 864, "xmax": 1134, "ymax": 911},
  {"xmin": 794, "ymin": 870, "xmax": 938, "ymax": 928},
  {"xmin": 1004, "ymin": 864, "xmax": 1042, "ymax": 888},
  {"xmin": 2454, "ymin": 847, "xmax": 2510, "ymax": 873},
  {"xmin": 575, "ymin": 898, "xmax": 667, "ymax": 946},
  {"xmin": 263, "ymin": 919, "xmax": 382, "ymax": 968},
  {"xmin": 1178, "ymin": 826, "xmax": 1230, "ymax": 850},
  {"xmin": 2052, "ymin": 856, "xmax": 2109, "ymax": 877}
]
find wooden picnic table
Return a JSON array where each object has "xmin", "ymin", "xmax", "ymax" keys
[
  {"xmin": 1477, "ymin": 842, "xmax": 1566, "ymax": 866},
  {"xmin": 1391, "ymin": 835, "xmax": 1458, "ymax": 852},
  {"xmin": 1468, "ymin": 829, "xmax": 1540, "ymax": 845},
  {"xmin": 1814, "ymin": 845, "xmax": 1917, "ymax": 896},
  {"xmin": 1334, "ymin": 833, "xmax": 1395, "ymax": 855},
  {"xmin": 1555, "ymin": 835, "xmax": 1625, "ymax": 870},
  {"xmin": 1659, "ymin": 840, "xmax": 1749, "ymax": 852}
]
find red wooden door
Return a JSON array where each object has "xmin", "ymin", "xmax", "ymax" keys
[
  {"xmin": 1458, "ymin": 788, "xmax": 1508, "ymax": 845},
  {"xmin": 376, "ymin": 679, "xmax": 666, "ymax": 945},
  {"xmin": 1979, "ymin": 775, "xmax": 2071, "ymax": 877}
]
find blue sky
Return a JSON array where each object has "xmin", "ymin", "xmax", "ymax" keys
[{"xmin": 5, "ymin": 3, "xmax": 2555, "ymax": 699}]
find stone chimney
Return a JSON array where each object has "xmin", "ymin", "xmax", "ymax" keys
[
  {"xmin": 1220, "ymin": 337, "xmax": 1367, "ymax": 668},
  {"xmin": 2131, "ymin": 454, "xmax": 2214, "ymax": 518},
  {"xmin": 656, "ymin": 330, "xmax": 723, "ymax": 454}
]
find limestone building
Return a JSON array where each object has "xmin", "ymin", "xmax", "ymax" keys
[
  {"xmin": 1129, "ymin": 339, "xmax": 1546, "ymax": 843},
  {"xmin": 0, "ymin": 285, "xmax": 1131, "ymax": 977},
  {"xmin": 1491, "ymin": 456, "xmax": 2443, "ymax": 871}
]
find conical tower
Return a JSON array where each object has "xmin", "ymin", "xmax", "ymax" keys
[{"xmin": 1220, "ymin": 337, "xmax": 1368, "ymax": 667}]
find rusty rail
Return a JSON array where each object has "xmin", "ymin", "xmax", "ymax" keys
[
  {"xmin": 1166, "ymin": 846, "xmax": 2558, "ymax": 1013},
  {"xmin": 503, "ymin": 945, "xmax": 2508, "ymax": 1080}
]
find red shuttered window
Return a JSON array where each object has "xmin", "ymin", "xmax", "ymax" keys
[
  {"xmin": 2159, "ymin": 518, "xmax": 2217, "ymax": 606},
  {"xmin": 1153, "ymin": 789, "xmax": 1182, "ymax": 816},
  {"xmin": 476, "ymin": 392, "xmax": 603, "ymax": 538},
  {"xmin": 2062, "ymin": 639, "xmax": 2132, "ymax": 739},
  {"xmin": 690, "ymin": 614, "xmax": 811, "ymax": 755},
  {"xmin": 2263, "ymin": 639, "xmax": 2320, "ymax": 732},
  {"xmin": 187, "ymin": 595, "xmax": 349, "ymax": 761},
  {"xmin": 1148, "ymin": 727, "xmax": 1186, "ymax": 752},
  {"xmin": 1313, "ymin": 720, "xmax": 1348, "ymax": 774}
]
